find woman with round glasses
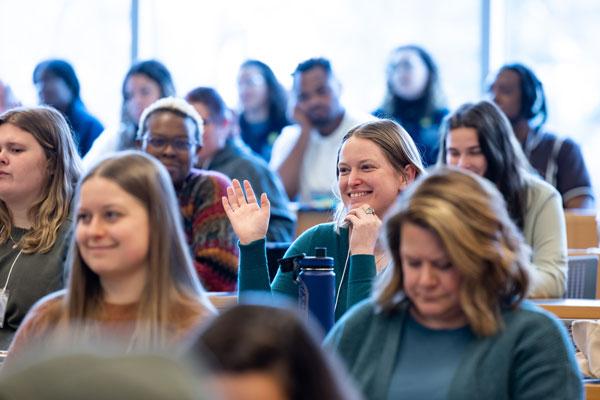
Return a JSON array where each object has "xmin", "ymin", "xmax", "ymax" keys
[{"xmin": 138, "ymin": 97, "xmax": 238, "ymax": 292}]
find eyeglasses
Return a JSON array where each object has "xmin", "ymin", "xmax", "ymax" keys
[{"xmin": 143, "ymin": 136, "xmax": 197, "ymax": 152}]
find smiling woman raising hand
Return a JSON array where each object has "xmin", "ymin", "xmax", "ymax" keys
[{"xmin": 223, "ymin": 119, "xmax": 424, "ymax": 321}]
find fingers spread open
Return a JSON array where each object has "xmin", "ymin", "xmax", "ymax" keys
[
  {"xmin": 232, "ymin": 179, "xmax": 247, "ymax": 204},
  {"xmin": 243, "ymin": 180, "xmax": 258, "ymax": 204},
  {"xmin": 222, "ymin": 196, "xmax": 234, "ymax": 216},
  {"xmin": 260, "ymin": 192, "xmax": 270, "ymax": 210},
  {"xmin": 226, "ymin": 185, "xmax": 239, "ymax": 209}
]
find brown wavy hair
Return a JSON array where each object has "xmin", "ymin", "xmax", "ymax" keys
[
  {"xmin": 0, "ymin": 106, "xmax": 81, "ymax": 253},
  {"xmin": 375, "ymin": 167, "xmax": 531, "ymax": 336}
]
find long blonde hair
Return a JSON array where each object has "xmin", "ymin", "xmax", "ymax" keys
[
  {"xmin": 0, "ymin": 106, "xmax": 81, "ymax": 253},
  {"xmin": 65, "ymin": 151, "xmax": 214, "ymax": 348},
  {"xmin": 376, "ymin": 167, "xmax": 530, "ymax": 337}
]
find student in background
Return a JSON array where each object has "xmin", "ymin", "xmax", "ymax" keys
[
  {"xmin": 237, "ymin": 59, "xmax": 290, "ymax": 163},
  {"xmin": 7, "ymin": 151, "xmax": 215, "ymax": 363},
  {"xmin": 33, "ymin": 59, "xmax": 104, "ymax": 156},
  {"xmin": 270, "ymin": 57, "xmax": 375, "ymax": 203},
  {"xmin": 440, "ymin": 100, "xmax": 567, "ymax": 298},
  {"xmin": 489, "ymin": 62, "xmax": 595, "ymax": 209},
  {"xmin": 374, "ymin": 45, "xmax": 448, "ymax": 167},
  {"xmin": 83, "ymin": 59, "xmax": 176, "ymax": 169},
  {"xmin": 326, "ymin": 168, "xmax": 581, "ymax": 400},
  {"xmin": 0, "ymin": 106, "xmax": 81, "ymax": 350},
  {"xmin": 186, "ymin": 87, "xmax": 295, "ymax": 243}
]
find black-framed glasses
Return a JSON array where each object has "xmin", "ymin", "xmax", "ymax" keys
[{"xmin": 143, "ymin": 136, "xmax": 197, "ymax": 152}]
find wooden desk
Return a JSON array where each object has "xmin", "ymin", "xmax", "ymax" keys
[
  {"xmin": 534, "ymin": 299, "xmax": 600, "ymax": 319},
  {"xmin": 535, "ymin": 299, "xmax": 600, "ymax": 399},
  {"xmin": 295, "ymin": 208, "xmax": 334, "ymax": 238},
  {"xmin": 586, "ymin": 383, "xmax": 600, "ymax": 400},
  {"xmin": 566, "ymin": 211, "xmax": 599, "ymax": 249}
]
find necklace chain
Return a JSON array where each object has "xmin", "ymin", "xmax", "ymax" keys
[
  {"xmin": 1, "ymin": 227, "xmax": 19, "ymax": 250},
  {"xmin": 7, "ymin": 233, "xmax": 18, "ymax": 249}
]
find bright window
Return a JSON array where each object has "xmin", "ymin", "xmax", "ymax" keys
[
  {"xmin": 137, "ymin": 0, "xmax": 480, "ymax": 113},
  {"xmin": 0, "ymin": 0, "xmax": 130, "ymax": 129}
]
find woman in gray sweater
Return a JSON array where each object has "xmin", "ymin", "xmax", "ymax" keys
[{"xmin": 0, "ymin": 106, "xmax": 81, "ymax": 350}]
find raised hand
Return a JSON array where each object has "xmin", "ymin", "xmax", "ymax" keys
[
  {"xmin": 222, "ymin": 179, "xmax": 270, "ymax": 245},
  {"xmin": 343, "ymin": 204, "xmax": 381, "ymax": 255}
]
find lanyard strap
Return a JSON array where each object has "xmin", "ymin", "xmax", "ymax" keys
[
  {"xmin": 0, "ymin": 227, "xmax": 24, "ymax": 291},
  {"xmin": 2, "ymin": 249, "xmax": 23, "ymax": 292}
]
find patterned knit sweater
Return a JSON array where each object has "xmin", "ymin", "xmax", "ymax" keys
[{"xmin": 177, "ymin": 168, "xmax": 239, "ymax": 291}]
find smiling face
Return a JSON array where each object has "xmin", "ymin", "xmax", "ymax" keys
[
  {"xmin": 445, "ymin": 127, "xmax": 487, "ymax": 177},
  {"xmin": 76, "ymin": 177, "xmax": 150, "ymax": 282},
  {"xmin": 401, "ymin": 222, "xmax": 466, "ymax": 329},
  {"xmin": 337, "ymin": 136, "xmax": 406, "ymax": 216},
  {"xmin": 0, "ymin": 123, "xmax": 49, "ymax": 213},
  {"xmin": 141, "ymin": 111, "xmax": 199, "ymax": 187}
]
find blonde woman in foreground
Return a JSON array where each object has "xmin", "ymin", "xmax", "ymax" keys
[{"xmin": 6, "ymin": 151, "xmax": 215, "ymax": 365}]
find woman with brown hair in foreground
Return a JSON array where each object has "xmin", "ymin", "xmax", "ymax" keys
[{"xmin": 326, "ymin": 168, "xmax": 581, "ymax": 400}]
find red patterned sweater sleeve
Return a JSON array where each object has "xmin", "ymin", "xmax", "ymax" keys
[{"xmin": 178, "ymin": 169, "xmax": 239, "ymax": 291}]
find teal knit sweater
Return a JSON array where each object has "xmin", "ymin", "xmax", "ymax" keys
[{"xmin": 325, "ymin": 299, "xmax": 583, "ymax": 400}]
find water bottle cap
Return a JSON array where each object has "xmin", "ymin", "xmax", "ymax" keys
[
  {"xmin": 297, "ymin": 247, "xmax": 334, "ymax": 269},
  {"xmin": 315, "ymin": 247, "xmax": 327, "ymax": 257}
]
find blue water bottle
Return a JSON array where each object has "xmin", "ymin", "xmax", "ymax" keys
[{"xmin": 296, "ymin": 247, "xmax": 336, "ymax": 332}]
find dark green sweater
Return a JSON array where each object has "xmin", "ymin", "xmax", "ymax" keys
[{"xmin": 238, "ymin": 222, "xmax": 376, "ymax": 320}]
